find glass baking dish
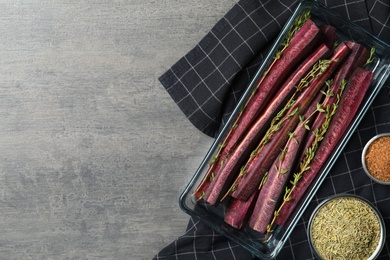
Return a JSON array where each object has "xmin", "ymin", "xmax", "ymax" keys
[{"xmin": 179, "ymin": 0, "xmax": 390, "ymax": 259}]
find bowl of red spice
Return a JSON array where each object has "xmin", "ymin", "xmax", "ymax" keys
[{"xmin": 362, "ymin": 133, "xmax": 390, "ymax": 185}]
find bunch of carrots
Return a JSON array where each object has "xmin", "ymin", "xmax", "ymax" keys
[{"xmin": 193, "ymin": 11, "xmax": 375, "ymax": 238}]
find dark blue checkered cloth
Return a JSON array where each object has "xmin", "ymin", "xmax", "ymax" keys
[{"xmin": 155, "ymin": 0, "xmax": 390, "ymax": 259}]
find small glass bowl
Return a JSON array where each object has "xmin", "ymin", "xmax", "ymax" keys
[
  {"xmin": 307, "ymin": 194, "xmax": 386, "ymax": 260},
  {"xmin": 362, "ymin": 133, "xmax": 390, "ymax": 185}
]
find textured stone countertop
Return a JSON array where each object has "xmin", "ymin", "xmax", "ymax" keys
[{"xmin": 0, "ymin": 1, "xmax": 237, "ymax": 259}]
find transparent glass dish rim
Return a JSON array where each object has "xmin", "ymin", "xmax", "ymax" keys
[{"xmin": 179, "ymin": 0, "xmax": 390, "ymax": 259}]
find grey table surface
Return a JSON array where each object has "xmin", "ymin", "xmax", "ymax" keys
[{"xmin": 0, "ymin": 1, "xmax": 239, "ymax": 259}]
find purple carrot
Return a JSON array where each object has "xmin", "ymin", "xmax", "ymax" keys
[
  {"xmin": 193, "ymin": 145, "xmax": 226, "ymax": 200},
  {"xmin": 297, "ymin": 42, "xmax": 369, "ymax": 165},
  {"xmin": 229, "ymin": 43, "xmax": 350, "ymax": 201},
  {"xmin": 193, "ymin": 19, "xmax": 321, "ymax": 200},
  {"xmin": 249, "ymin": 92, "xmax": 323, "ymax": 234},
  {"xmin": 226, "ymin": 19, "xmax": 321, "ymax": 149},
  {"xmin": 319, "ymin": 24, "xmax": 336, "ymax": 49},
  {"xmin": 275, "ymin": 67, "xmax": 374, "ymax": 226},
  {"xmin": 240, "ymin": 43, "xmax": 331, "ymax": 156},
  {"xmin": 224, "ymin": 189, "xmax": 259, "ymax": 229},
  {"xmin": 219, "ymin": 19, "xmax": 321, "ymax": 156},
  {"xmin": 202, "ymin": 44, "xmax": 331, "ymax": 205},
  {"xmin": 345, "ymin": 41, "xmax": 370, "ymax": 67}
]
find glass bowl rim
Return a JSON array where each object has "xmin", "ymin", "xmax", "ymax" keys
[{"xmin": 361, "ymin": 133, "xmax": 390, "ymax": 185}]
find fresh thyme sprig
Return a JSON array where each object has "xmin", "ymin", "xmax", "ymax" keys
[
  {"xmin": 246, "ymin": 59, "xmax": 333, "ymax": 165},
  {"xmin": 258, "ymin": 172, "xmax": 269, "ymax": 189},
  {"xmin": 364, "ymin": 47, "xmax": 376, "ymax": 67},
  {"xmin": 233, "ymin": 11, "xmax": 311, "ymax": 122},
  {"xmin": 198, "ymin": 12, "xmax": 312, "ymax": 196},
  {"xmin": 264, "ymin": 79, "xmax": 347, "ymax": 241},
  {"xmin": 272, "ymin": 101, "xmax": 324, "ymax": 178},
  {"xmin": 220, "ymin": 59, "xmax": 333, "ymax": 201},
  {"xmin": 282, "ymin": 11, "xmax": 311, "ymax": 49},
  {"xmin": 193, "ymin": 141, "xmax": 225, "ymax": 197}
]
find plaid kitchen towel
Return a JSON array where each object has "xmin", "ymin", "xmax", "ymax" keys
[{"xmin": 155, "ymin": 0, "xmax": 390, "ymax": 259}]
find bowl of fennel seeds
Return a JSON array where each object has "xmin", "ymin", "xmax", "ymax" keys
[{"xmin": 307, "ymin": 194, "xmax": 385, "ymax": 260}]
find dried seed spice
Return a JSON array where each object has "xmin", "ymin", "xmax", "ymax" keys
[
  {"xmin": 365, "ymin": 136, "xmax": 390, "ymax": 182},
  {"xmin": 311, "ymin": 197, "xmax": 381, "ymax": 260}
]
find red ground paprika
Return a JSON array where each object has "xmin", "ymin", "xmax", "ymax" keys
[{"xmin": 365, "ymin": 136, "xmax": 390, "ymax": 182}]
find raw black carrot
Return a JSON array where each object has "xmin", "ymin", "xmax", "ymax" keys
[
  {"xmin": 249, "ymin": 92, "xmax": 323, "ymax": 234},
  {"xmin": 296, "ymin": 42, "xmax": 369, "ymax": 165},
  {"xmin": 319, "ymin": 24, "xmax": 336, "ymax": 49},
  {"xmin": 229, "ymin": 43, "xmax": 350, "ymax": 201},
  {"xmin": 203, "ymin": 44, "xmax": 331, "ymax": 205},
  {"xmin": 193, "ymin": 16, "xmax": 321, "ymax": 200},
  {"xmin": 345, "ymin": 41, "xmax": 370, "ymax": 67},
  {"xmin": 274, "ymin": 67, "xmax": 374, "ymax": 226},
  {"xmin": 229, "ymin": 18, "xmax": 320, "ymax": 148},
  {"xmin": 224, "ymin": 189, "xmax": 259, "ymax": 229}
]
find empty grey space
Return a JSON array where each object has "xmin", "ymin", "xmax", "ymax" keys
[{"xmin": 0, "ymin": 1, "xmax": 237, "ymax": 259}]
